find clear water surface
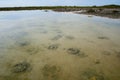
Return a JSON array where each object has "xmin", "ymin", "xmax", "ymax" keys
[{"xmin": 0, "ymin": 10, "xmax": 120, "ymax": 80}]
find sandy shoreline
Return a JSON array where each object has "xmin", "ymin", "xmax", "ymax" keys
[
  {"xmin": 0, "ymin": 5, "xmax": 120, "ymax": 19},
  {"xmin": 53, "ymin": 8, "xmax": 120, "ymax": 19},
  {"xmin": 74, "ymin": 8, "xmax": 120, "ymax": 19}
]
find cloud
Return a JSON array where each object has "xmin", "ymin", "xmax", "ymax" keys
[{"xmin": 0, "ymin": 0, "xmax": 120, "ymax": 7}]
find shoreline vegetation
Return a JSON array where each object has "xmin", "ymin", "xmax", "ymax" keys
[{"xmin": 0, "ymin": 4, "xmax": 120, "ymax": 19}]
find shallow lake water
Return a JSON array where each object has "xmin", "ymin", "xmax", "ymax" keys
[{"xmin": 0, "ymin": 10, "xmax": 120, "ymax": 80}]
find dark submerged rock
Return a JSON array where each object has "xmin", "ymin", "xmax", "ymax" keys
[{"xmin": 12, "ymin": 62, "xmax": 31, "ymax": 73}]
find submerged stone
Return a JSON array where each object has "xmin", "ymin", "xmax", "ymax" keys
[{"xmin": 12, "ymin": 62, "xmax": 31, "ymax": 73}]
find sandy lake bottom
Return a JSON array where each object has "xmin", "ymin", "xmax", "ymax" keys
[{"xmin": 0, "ymin": 10, "xmax": 120, "ymax": 80}]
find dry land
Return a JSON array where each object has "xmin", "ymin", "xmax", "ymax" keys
[{"xmin": 0, "ymin": 5, "xmax": 120, "ymax": 18}]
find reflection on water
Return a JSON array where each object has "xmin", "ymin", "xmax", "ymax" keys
[{"xmin": 0, "ymin": 10, "xmax": 120, "ymax": 80}]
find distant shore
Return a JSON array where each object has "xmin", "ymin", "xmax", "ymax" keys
[{"xmin": 0, "ymin": 5, "xmax": 120, "ymax": 19}]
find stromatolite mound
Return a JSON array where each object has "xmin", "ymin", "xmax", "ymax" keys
[
  {"xmin": 12, "ymin": 62, "xmax": 31, "ymax": 73},
  {"xmin": 48, "ymin": 44, "xmax": 59, "ymax": 50},
  {"xmin": 67, "ymin": 48, "xmax": 80, "ymax": 55},
  {"xmin": 67, "ymin": 48, "xmax": 88, "ymax": 57}
]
